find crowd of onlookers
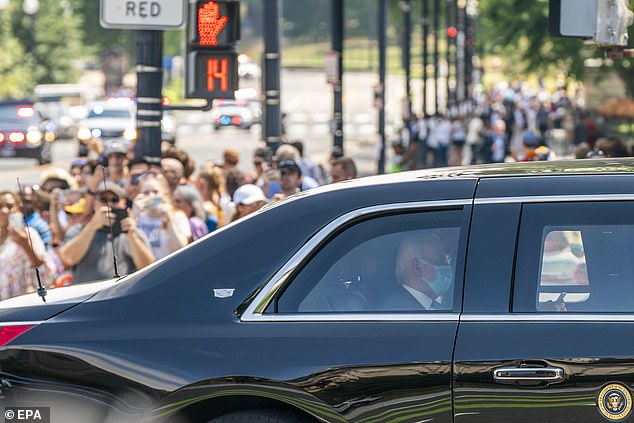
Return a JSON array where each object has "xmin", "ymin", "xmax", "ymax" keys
[
  {"xmin": 0, "ymin": 139, "xmax": 359, "ymax": 300},
  {"xmin": 4, "ymin": 84, "xmax": 634, "ymax": 300},
  {"xmin": 392, "ymin": 85, "xmax": 631, "ymax": 170}
]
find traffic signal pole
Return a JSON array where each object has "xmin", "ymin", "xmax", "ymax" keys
[
  {"xmin": 402, "ymin": 0, "xmax": 412, "ymax": 121},
  {"xmin": 134, "ymin": 30, "xmax": 164, "ymax": 162},
  {"xmin": 377, "ymin": 0, "xmax": 387, "ymax": 174},
  {"xmin": 422, "ymin": 0, "xmax": 430, "ymax": 117},
  {"xmin": 332, "ymin": 0, "xmax": 344, "ymax": 153},
  {"xmin": 433, "ymin": 0, "xmax": 439, "ymax": 114},
  {"xmin": 262, "ymin": 0, "xmax": 282, "ymax": 152}
]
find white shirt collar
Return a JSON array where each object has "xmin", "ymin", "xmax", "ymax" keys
[{"xmin": 402, "ymin": 284, "xmax": 440, "ymax": 310}]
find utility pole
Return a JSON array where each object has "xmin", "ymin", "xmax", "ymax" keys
[
  {"xmin": 445, "ymin": 0, "xmax": 453, "ymax": 111},
  {"xmin": 331, "ymin": 0, "xmax": 344, "ymax": 153},
  {"xmin": 457, "ymin": 0, "xmax": 466, "ymax": 104},
  {"xmin": 433, "ymin": 0, "xmax": 440, "ymax": 114},
  {"xmin": 401, "ymin": 0, "xmax": 412, "ymax": 122},
  {"xmin": 377, "ymin": 0, "xmax": 387, "ymax": 174},
  {"xmin": 134, "ymin": 30, "xmax": 164, "ymax": 162},
  {"xmin": 262, "ymin": 0, "xmax": 282, "ymax": 152},
  {"xmin": 422, "ymin": 0, "xmax": 430, "ymax": 117}
]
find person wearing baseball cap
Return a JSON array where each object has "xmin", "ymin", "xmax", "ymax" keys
[
  {"xmin": 102, "ymin": 140, "xmax": 129, "ymax": 186},
  {"xmin": 232, "ymin": 184, "xmax": 267, "ymax": 221},
  {"xmin": 520, "ymin": 130, "xmax": 556, "ymax": 161}
]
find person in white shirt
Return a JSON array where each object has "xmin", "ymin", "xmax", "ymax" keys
[
  {"xmin": 428, "ymin": 114, "xmax": 451, "ymax": 167},
  {"xmin": 465, "ymin": 113, "xmax": 484, "ymax": 165}
]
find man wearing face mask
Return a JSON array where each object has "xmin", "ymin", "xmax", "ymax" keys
[{"xmin": 383, "ymin": 234, "xmax": 453, "ymax": 311}]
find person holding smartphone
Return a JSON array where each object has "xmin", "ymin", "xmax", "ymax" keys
[
  {"xmin": 0, "ymin": 190, "xmax": 54, "ymax": 300},
  {"xmin": 134, "ymin": 174, "xmax": 191, "ymax": 259},
  {"xmin": 59, "ymin": 182, "xmax": 155, "ymax": 284}
]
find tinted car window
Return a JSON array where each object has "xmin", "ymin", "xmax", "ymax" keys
[
  {"xmin": 275, "ymin": 209, "xmax": 465, "ymax": 313},
  {"xmin": 514, "ymin": 202, "xmax": 634, "ymax": 313}
]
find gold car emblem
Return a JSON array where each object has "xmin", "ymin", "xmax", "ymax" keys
[{"xmin": 598, "ymin": 383, "xmax": 633, "ymax": 421}]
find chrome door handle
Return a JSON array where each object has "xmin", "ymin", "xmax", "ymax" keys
[{"xmin": 493, "ymin": 366, "xmax": 565, "ymax": 384}]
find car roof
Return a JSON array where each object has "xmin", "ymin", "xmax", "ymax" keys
[{"xmin": 294, "ymin": 157, "xmax": 634, "ymax": 201}]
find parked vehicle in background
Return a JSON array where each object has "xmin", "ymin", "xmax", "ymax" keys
[
  {"xmin": 34, "ymin": 83, "xmax": 97, "ymax": 106},
  {"xmin": 3, "ymin": 159, "xmax": 634, "ymax": 422},
  {"xmin": 211, "ymin": 99, "xmax": 254, "ymax": 130},
  {"xmin": 76, "ymin": 98, "xmax": 136, "ymax": 156},
  {"xmin": 37, "ymin": 101, "xmax": 77, "ymax": 140},
  {"xmin": 0, "ymin": 100, "xmax": 55, "ymax": 164}
]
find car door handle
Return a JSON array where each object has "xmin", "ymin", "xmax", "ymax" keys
[{"xmin": 493, "ymin": 366, "xmax": 565, "ymax": 384}]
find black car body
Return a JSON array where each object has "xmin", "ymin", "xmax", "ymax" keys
[
  {"xmin": 3, "ymin": 159, "xmax": 634, "ymax": 423},
  {"xmin": 0, "ymin": 100, "xmax": 55, "ymax": 164}
]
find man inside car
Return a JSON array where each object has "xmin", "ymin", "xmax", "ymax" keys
[{"xmin": 384, "ymin": 233, "xmax": 453, "ymax": 311}]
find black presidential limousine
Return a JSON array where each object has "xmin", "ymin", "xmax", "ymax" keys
[{"xmin": 2, "ymin": 158, "xmax": 634, "ymax": 423}]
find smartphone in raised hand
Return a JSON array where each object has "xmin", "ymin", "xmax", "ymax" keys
[{"xmin": 98, "ymin": 208, "xmax": 128, "ymax": 236}]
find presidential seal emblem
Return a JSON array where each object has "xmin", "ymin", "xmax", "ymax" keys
[{"xmin": 598, "ymin": 383, "xmax": 633, "ymax": 421}]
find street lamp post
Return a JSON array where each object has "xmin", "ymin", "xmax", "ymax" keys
[
  {"xmin": 377, "ymin": 0, "xmax": 387, "ymax": 174},
  {"xmin": 400, "ymin": 0, "xmax": 412, "ymax": 123},
  {"xmin": 23, "ymin": 0, "xmax": 39, "ymax": 57}
]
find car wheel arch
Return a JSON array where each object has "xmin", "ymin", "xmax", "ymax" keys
[{"xmin": 170, "ymin": 395, "xmax": 324, "ymax": 423}]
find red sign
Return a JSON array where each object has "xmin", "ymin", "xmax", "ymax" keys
[
  {"xmin": 198, "ymin": 1, "xmax": 228, "ymax": 46},
  {"xmin": 188, "ymin": 0, "xmax": 240, "ymax": 48},
  {"xmin": 185, "ymin": 0, "xmax": 240, "ymax": 99}
]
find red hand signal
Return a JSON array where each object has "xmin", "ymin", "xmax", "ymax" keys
[{"xmin": 198, "ymin": 1, "xmax": 228, "ymax": 46}]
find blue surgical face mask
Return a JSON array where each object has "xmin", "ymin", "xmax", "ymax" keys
[{"xmin": 430, "ymin": 265, "xmax": 453, "ymax": 296}]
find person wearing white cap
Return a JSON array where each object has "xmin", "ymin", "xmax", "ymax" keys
[
  {"xmin": 102, "ymin": 140, "xmax": 129, "ymax": 186},
  {"xmin": 231, "ymin": 184, "xmax": 267, "ymax": 222}
]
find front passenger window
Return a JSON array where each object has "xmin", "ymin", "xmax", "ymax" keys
[{"xmin": 274, "ymin": 209, "xmax": 466, "ymax": 314}]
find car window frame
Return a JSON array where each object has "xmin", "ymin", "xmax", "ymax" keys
[
  {"xmin": 513, "ymin": 200, "xmax": 634, "ymax": 314},
  {"xmin": 240, "ymin": 199, "xmax": 472, "ymax": 322}
]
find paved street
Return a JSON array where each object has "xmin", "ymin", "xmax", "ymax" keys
[{"xmin": 0, "ymin": 69, "xmax": 412, "ymax": 189}]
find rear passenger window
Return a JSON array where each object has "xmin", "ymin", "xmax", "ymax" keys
[
  {"xmin": 514, "ymin": 202, "xmax": 634, "ymax": 313},
  {"xmin": 538, "ymin": 229, "xmax": 589, "ymax": 308},
  {"xmin": 273, "ymin": 209, "xmax": 467, "ymax": 314}
]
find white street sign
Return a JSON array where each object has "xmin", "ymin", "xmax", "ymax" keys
[{"xmin": 100, "ymin": 0, "xmax": 186, "ymax": 30}]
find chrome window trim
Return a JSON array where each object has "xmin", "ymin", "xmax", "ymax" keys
[
  {"xmin": 0, "ymin": 321, "xmax": 42, "ymax": 327},
  {"xmin": 241, "ymin": 199, "xmax": 471, "ymax": 322},
  {"xmin": 461, "ymin": 314, "xmax": 634, "ymax": 322},
  {"xmin": 475, "ymin": 194, "xmax": 634, "ymax": 205},
  {"xmin": 247, "ymin": 313, "xmax": 460, "ymax": 322}
]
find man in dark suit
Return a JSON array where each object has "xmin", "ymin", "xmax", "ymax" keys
[{"xmin": 381, "ymin": 234, "xmax": 453, "ymax": 311}]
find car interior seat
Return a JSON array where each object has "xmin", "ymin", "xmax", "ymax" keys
[{"xmin": 324, "ymin": 271, "xmax": 369, "ymax": 312}]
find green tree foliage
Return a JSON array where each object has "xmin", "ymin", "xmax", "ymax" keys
[
  {"xmin": 479, "ymin": 0, "xmax": 586, "ymax": 77},
  {"xmin": 0, "ymin": 0, "xmax": 83, "ymax": 96},
  {"xmin": 478, "ymin": 0, "xmax": 634, "ymax": 96},
  {"xmin": 31, "ymin": 1, "xmax": 84, "ymax": 83},
  {"xmin": 0, "ymin": 3, "xmax": 32, "ymax": 98}
]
